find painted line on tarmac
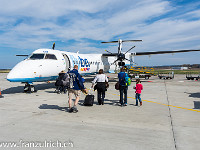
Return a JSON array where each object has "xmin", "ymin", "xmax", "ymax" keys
[{"xmin": 109, "ymin": 93, "xmax": 200, "ymax": 112}]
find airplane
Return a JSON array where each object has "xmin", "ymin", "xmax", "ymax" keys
[{"xmin": 7, "ymin": 40, "xmax": 200, "ymax": 92}]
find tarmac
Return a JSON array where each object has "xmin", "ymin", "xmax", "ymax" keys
[{"xmin": 0, "ymin": 73, "xmax": 200, "ymax": 150}]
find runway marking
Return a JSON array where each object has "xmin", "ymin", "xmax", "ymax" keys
[{"xmin": 108, "ymin": 93, "xmax": 200, "ymax": 112}]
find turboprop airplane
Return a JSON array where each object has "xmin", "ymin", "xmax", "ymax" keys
[{"xmin": 7, "ymin": 40, "xmax": 200, "ymax": 92}]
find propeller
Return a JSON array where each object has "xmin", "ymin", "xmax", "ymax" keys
[{"xmin": 102, "ymin": 39, "xmax": 142, "ymax": 66}]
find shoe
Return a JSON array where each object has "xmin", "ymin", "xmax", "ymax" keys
[
  {"xmin": 73, "ymin": 107, "xmax": 78, "ymax": 113},
  {"xmin": 102, "ymin": 102, "xmax": 104, "ymax": 105},
  {"xmin": 135, "ymin": 103, "xmax": 138, "ymax": 106},
  {"xmin": 124, "ymin": 103, "xmax": 127, "ymax": 106},
  {"xmin": 68, "ymin": 107, "xmax": 74, "ymax": 113},
  {"xmin": 140, "ymin": 102, "xmax": 142, "ymax": 106}
]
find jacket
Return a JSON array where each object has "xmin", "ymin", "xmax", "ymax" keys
[
  {"xmin": 68, "ymin": 69, "xmax": 85, "ymax": 90},
  {"xmin": 118, "ymin": 72, "xmax": 128, "ymax": 86}
]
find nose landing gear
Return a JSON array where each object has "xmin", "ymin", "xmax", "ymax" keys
[{"xmin": 24, "ymin": 83, "xmax": 37, "ymax": 93}]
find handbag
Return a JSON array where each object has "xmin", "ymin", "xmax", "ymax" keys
[
  {"xmin": 105, "ymin": 81, "xmax": 109, "ymax": 89},
  {"xmin": 115, "ymin": 82, "xmax": 119, "ymax": 90}
]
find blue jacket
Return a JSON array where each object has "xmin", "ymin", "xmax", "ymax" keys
[
  {"xmin": 118, "ymin": 72, "xmax": 128, "ymax": 86},
  {"xmin": 69, "ymin": 69, "xmax": 85, "ymax": 90}
]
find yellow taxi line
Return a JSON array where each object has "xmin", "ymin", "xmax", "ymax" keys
[{"xmin": 108, "ymin": 93, "xmax": 200, "ymax": 112}]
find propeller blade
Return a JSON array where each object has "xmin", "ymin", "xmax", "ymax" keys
[
  {"xmin": 122, "ymin": 40, "xmax": 142, "ymax": 42},
  {"xmin": 105, "ymin": 50, "xmax": 113, "ymax": 54},
  {"xmin": 101, "ymin": 41, "xmax": 118, "ymax": 43},
  {"xmin": 124, "ymin": 46, "xmax": 136, "ymax": 55}
]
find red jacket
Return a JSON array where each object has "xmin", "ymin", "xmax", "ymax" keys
[{"xmin": 135, "ymin": 83, "xmax": 143, "ymax": 94}]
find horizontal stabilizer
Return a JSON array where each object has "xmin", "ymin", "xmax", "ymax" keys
[
  {"xmin": 135, "ymin": 49, "xmax": 200, "ymax": 56},
  {"xmin": 101, "ymin": 40, "xmax": 142, "ymax": 43}
]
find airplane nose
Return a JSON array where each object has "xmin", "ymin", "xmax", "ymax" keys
[{"xmin": 7, "ymin": 61, "xmax": 33, "ymax": 82}]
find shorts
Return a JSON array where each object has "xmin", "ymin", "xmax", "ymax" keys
[{"xmin": 68, "ymin": 89, "xmax": 81, "ymax": 99}]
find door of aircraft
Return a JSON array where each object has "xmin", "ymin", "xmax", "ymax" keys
[{"xmin": 62, "ymin": 54, "xmax": 71, "ymax": 72}]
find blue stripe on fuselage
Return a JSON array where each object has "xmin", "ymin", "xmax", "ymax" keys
[{"xmin": 7, "ymin": 76, "xmax": 58, "ymax": 83}]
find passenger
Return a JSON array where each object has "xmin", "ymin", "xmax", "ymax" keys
[
  {"xmin": 91, "ymin": 69, "xmax": 108, "ymax": 105},
  {"xmin": 134, "ymin": 79, "xmax": 143, "ymax": 106},
  {"xmin": 118, "ymin": 66, "xmax": 129, "ymax": 106},
  {"xmin": 68, "ymin": 65, "xmax": 87, "ymax": 113},
  {"xmin": 55, "ymin": 70, "xmax": 69, "ymax": 94}
]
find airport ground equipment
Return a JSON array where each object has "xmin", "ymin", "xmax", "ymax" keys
[
  {"xmin": 127, "ymin": 66, "xmax": 155, "ymax": 79},
  {"xmin": 186, "ymin": 72, "xmax": 200, "ymax": 80},
  {"xmin": 158, "ymin": 71, "xmax": 174, "ymax": 79}
]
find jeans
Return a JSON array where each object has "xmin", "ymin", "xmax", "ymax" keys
[
  {"xmin": 135, "ymin": 93, "xmax": 142, "ymax": 105},
  {"xmin": 119, "ymin": 85, "xmax": 128, "ymax": 105}
]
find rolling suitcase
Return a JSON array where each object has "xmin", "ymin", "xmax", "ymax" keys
[{"xmin": 84, "ymin": 94, "xmax": 94, "ymax": 106}]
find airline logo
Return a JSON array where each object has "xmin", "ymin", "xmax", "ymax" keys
[{"xmin": 69, "ymin": 55, "xmax": 90, "ymax": 72}]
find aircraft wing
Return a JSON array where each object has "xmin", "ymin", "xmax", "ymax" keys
[
  {"xmin": 102, "ymin": 53, "xmax": 118, "ymax": 56},
  {"xmin": 134, "ymin": 49, "xmax": 200, "ymax": 56}
]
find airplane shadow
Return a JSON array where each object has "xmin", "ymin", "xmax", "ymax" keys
[
  {"xmin": 38, "ymin": 104, "xmax": 68, "ymax": 111},
  {"xmin": 2, "ymin": 83, "xmax": 56, "ymax": 94},
  {"xmin": 194, "ymin": 101, "xmax": 200, "ymax": 109},
  {"xmin": 188, "ymin": 92, "xmax": 200, "ymax": 98}
]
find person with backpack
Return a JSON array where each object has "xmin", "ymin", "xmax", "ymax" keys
[
  {"xmin": 68, "ymin": 65, "xmax": 87, "ymax": 113},
  {"xmin": 118, "ymin": 66, "xmax": 129, "ymax": 106},
  {"xmin": 91, "ymin": 69, "xmax": 108, "ymax": 105},
  {"xmin": 134, "ymin": 79, "xmax": 143, "ymax": 106},
  {"xmin": 55, "ymin": 70, "xmax": 69, "ymax": 94}
]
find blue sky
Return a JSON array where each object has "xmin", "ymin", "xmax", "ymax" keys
[{"xmin": 0, "ymin": 0, "xmax": 200, "ymax": 69}]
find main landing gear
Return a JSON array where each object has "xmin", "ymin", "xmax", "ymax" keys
[{"xmin": 24, "ymin": 83, "xmax": 37, "ymax": 93}]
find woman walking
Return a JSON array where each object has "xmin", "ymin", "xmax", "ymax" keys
[{"xmin": 91, "ymin": 69, "xmax": 108, "ymax": 105}]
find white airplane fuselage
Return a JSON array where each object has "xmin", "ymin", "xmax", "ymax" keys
[{"xmin": 7, "ymin": 49, "xmax": 130, "ymax": 83}]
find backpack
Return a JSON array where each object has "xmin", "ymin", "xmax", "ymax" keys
[
  {"xmin": 68, "ymin": 72, "xmax": 77, "ymax": 89},
  {"xmin": 125, "ymin": 76, "xmax": 131, "ymax": 86},
  {"xmin": 55, "ymin": 73, "xmax": 70, "ymax": 87}
]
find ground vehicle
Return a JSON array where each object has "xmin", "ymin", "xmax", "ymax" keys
[
  {"xmin": 158, "ymin": 72, "xmax": 174, "ymax": 79},
  {"xmin": 186, "ymin": 73, "xmax": 200, "ymax": 80}
]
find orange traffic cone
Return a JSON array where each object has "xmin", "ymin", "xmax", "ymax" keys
[{"xmin": 0, "ymin": 88, "xmax": 4, "ymax": 98}]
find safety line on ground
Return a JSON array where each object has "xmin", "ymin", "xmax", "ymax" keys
[{"xmin": 108, "ymin": 93, "xmax": 200, "ymax": 112}]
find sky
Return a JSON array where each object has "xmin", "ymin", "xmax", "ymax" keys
[{"xmin": 0, "ymin": 0, "xmax": 200, "ymax": 69}]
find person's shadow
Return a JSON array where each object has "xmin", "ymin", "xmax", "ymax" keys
[{"xmin": 38, "ymin": 104, "xmax": 68, "ymax": 111}]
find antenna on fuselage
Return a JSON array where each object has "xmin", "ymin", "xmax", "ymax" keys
[{"xmin": 52, "ymin": 42, "xmax": 55, "ymax": 50}]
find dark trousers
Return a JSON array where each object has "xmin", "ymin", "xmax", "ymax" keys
[
  {"xmin": 97, "ymin": 90, "xmax": 105, "ymax": 104},
  {"xmin": 119, "ymin": 85, "xmax": 128, "ymax": 104},
  {"xmin": 96, "ymin": 82, "xmax": 106, "ymax": 105}
]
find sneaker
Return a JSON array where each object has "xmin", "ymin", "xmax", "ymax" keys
[
  {"xmin": 68, "ymin": 107, "xmax": 74, "ymax": 113},
  {"xmin": 73, "ymin": 107, "xmax": 78, "ymax": 113},
  {"xmin": 124, "ymin": 103, "xmax": 127, "ymax": 106},
  {"xmin": 140, "ymin": 102, "xmax": 142, "ymax": 106},
  {"xmin": 135, "ymin": 103, "xmax": 138, "ymax": 106}
]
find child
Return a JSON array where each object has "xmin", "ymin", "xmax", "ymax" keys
[{"xmin": 134, "ymin": 79, "xmax": 143, "ymax": 106}]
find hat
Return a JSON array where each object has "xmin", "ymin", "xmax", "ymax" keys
[{"xmin": 60, "ymin": 70, "xmax": 66, "ymax": 73}]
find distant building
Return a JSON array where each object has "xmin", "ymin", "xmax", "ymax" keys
[{"xmin": 172, "ymin": 67, "xmax": 188, "ymax": 70}]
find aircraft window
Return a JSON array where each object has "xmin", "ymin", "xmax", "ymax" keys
[
  {"xmin": 45, "ymin": 54, "xmax": 57, "ymax": 60},
  {"xmin": 29, "ymin": 54, "xmax": 44, "ymax": 59}
]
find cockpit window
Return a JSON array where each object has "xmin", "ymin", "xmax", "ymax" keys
[
  {"xmin": 29, "ymin": 54, "xmax": 44, "ymax": 59},
  {"xmin": 45, "ymin": 54, "xmax": 57, "ymax": 60}
]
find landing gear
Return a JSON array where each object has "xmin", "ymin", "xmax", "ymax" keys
[{"xmin": 24, "ymin": 83, "xmax": 37, "ymax": 93}]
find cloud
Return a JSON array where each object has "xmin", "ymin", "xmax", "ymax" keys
[{"xmin": 1, "ymin": 0, "xmax": 200, "ymax": 68}]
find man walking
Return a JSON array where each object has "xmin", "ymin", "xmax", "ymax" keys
[
  {"xmin": 118, "ymin": 66, "xmax": 129, "ymax": 106},
  {"xmin": 68, "ymin": 65, "xmax": 87, "ymax": 113}
]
